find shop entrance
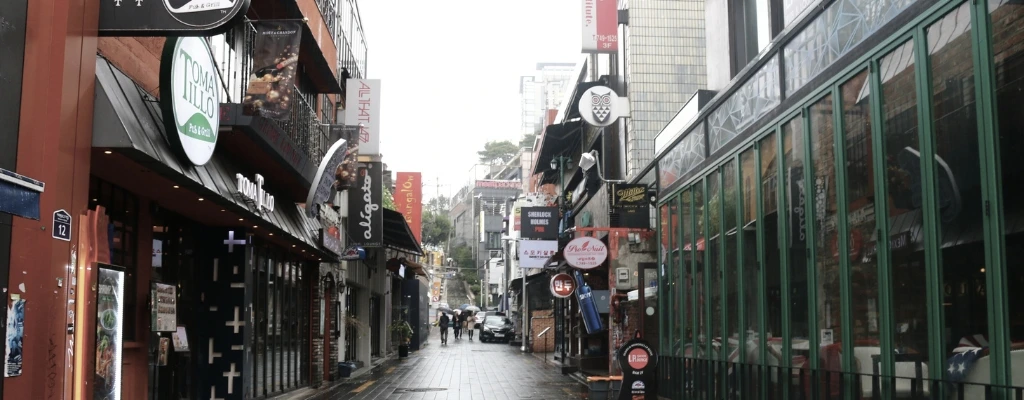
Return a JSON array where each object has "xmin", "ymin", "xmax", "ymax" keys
[
  {"xmin": 322, "ymin": 275, "xmax": 335, "ymax": 382},
  {"xmin": 148, "ymin": 208, "xmax": 199, "ymax": 400}
]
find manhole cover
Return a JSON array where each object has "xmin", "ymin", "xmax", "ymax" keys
[{"xmin": 393, "ymin": 388, "xmax": 447, "ymax": 393}]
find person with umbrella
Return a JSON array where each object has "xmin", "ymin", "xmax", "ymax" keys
[
  {"xmin": 452, "ymin": 309, "xmax": 462, "ymax": 339},
  {"xmin": 438, "ymin": 312, "xmax": 450, "ymax": 345},
  {"xmin": 466, "ymin": 311, "xmax": 477, "ymax": 340}
]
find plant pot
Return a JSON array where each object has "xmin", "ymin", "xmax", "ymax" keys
[{"xmin": 398, "ymin": 344, "xmax": 409, "ymax": 357}]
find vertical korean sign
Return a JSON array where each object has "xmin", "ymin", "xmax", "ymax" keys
[
  {"xmin": 397, "ymin": 172, "xmax": 423, "ymax": 243},
  {"xmin": 345, "ymin": 79, "xmax": 382, "ymax": 155},
  {"xmin": 582, "ymin": 0, "xmax": 618, "ymax": 53},
  {"xmin": 348, "ymin": 162, "xmax": 383, "ymax": 247},
  {"xmin": 94, "ymin": 264, "xmax": 125, "ymax": 400}
]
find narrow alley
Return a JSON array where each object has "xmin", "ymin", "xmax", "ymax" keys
[{"xmin": 315, "ymin": 330, "xmax": 586, "ymax": 400}]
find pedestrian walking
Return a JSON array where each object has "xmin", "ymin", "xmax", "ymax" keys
[
  {"xmin": 452, "ymin": 310, "xmax": 462, "ymax": 339},
  {"xmin": 466, "ymin": 312, "xmax": 476, "ymax": 340},
  {"xmin": 438, "ymin": 313, "xmax": 450, "ymax": 345}
]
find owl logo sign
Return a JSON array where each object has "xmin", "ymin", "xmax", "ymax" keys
[{"xmin": 579, "ymin": 85, "xmax": 624, "ymax": 127}]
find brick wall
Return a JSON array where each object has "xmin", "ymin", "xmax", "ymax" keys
[
  {"xmin": 311, "ymin": 275, "xmax": 324, "ymax": 386},
  {"xmin": 531, "ymin": 310, "xmax": 555, "ymax": 353}
]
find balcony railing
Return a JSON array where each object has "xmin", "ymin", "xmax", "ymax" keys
[
  {"xmin": 315, "ymin": 0, "xmax": 338, "ymax": 40},
  {"xmin": 210, "ymin": 20, "xmax": 331, "ymax": 166},
  {"xmin": 657, "ymin": 356, "xmax": 1024, "ymax": 400}
]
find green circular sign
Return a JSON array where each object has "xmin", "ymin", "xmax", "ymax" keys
[{"xmin": 161, "ymin": 37, "xmax": 220, "ymax": 166}]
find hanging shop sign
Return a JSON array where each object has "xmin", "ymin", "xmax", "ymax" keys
[
  {"xmin": 243, "ymin": 21, "xmax": 304, "ymax": 120},
  {"xmin": 160, "ymin": 37, "xmax": 221, "ymax": 166},
  {"xmin": 344, "ymin": 79, "xmax": 382, "ymax": 155},
  {"xmin": 94, "ymin": 264, "xmax": 126, "ymax": 400},
  {"xmin": 581, "ymin": 0, "xmax": 618, "ymax": 53},
  {"xmin": 610, "ymin": 183, "xmax": 650, "ymax": 228},
  {"xmin": 550, "ymin": 273, "xmax": 576, "ymax": 298},
  {"xmin": 99, "ymin": 0, "xmax": 249, "ymax": 36},
  {"xmin": 616, "ymin": 334, "xmax": 658, "ymax": 399},
  {"xmin": 397, "ymin": 172, "xmax": 423, "ymax": 243},
  {"xmin": 348, "ymin": 162, "xmax": 383, "ymax": 247},
  {"xmin": 574, "ymin": 269, "xmax": 604, "ymax": 334},
  {"xmin": 150, "ymin": 282, "xmax": 177, "ymax": 332},
  {"xmin": 518, "ymin": 240, "xmax": 558, "ymax": 269},
  {"xmin": 521, "ymin": 207, "xmax": 559, "ymax": 240},
  {"xmin": 340, "ymin": 246, "xmax": 366, "ymax": 261},
  {"xmin": 0, "ymin": 168, "xmax": 44, "ymax": 220},
  {"xmin": 236, "ymin": 173, "xmax": 276, "ymax": 213},
  {"xmin": 565, "ymin": 236, "xmax": 608, "ymax": 270},
  {"xmin": 306, "ymin": 128, "xmax": 359, "ymax": 218},
  {"xmin": 578, "ymin": 85, "xmax": 627, "ymax": 127},
  {"xmin": 318, "ymin": 205, "xmax": 343, "ymax": 257}
]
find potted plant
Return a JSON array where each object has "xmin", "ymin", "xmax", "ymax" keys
[{"xmin": 389, "ymin": 320, "xmax": 413, "ymax": 357}]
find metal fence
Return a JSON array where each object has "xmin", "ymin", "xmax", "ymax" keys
[
  {"xmin": 657, "ymin": 356, "xmax": 1024, "ymax": 400},
  {"xmin": 315, "ymin": 0, "xmax": 338, "ymax": 40}
]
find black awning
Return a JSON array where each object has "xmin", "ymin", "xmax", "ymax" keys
[
  {"xmin": 532, "ymin": 120, "xmax": 583, "ymax": 177},
  {"xmin": 91, "ymin": 56, "xmax": 321, "ymax": 250},
  {"xmin": 509, "ymin": 270, "xmax": 550, "ymax": 291},
  {"xmin": 383, "ymin": 209, "xmax": 423, "ymax": 256}
]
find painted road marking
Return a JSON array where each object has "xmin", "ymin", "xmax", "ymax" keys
[
  {"xmin": 385, "ymin": 367, "xmax": 396, "ymax": 374},
  {"xmin": 351, "ymin": 380, "xmax": 375, "ymax": 393}
]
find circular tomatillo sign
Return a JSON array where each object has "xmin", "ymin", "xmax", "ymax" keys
[
  {"xmin": 161, "ymin": 37, "xmax": 220, "ymax": 166},
  {"xmin": 564, "ymin": 236, "xmax": 608, "ymax": 270}
]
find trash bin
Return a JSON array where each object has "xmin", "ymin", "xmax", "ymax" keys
[
  {"xmin": 337, "ymin": 362, "xmax": 356, "ymax": 378},
  {"xmin": 587, "ymin": 378, "xmax": 621, "ymax": 400}
]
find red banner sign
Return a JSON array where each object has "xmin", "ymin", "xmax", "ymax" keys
[{"xmin": 397, "ymin": 172, "xmax": 422, "ymax": 243}]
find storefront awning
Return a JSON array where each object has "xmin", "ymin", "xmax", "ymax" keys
[
  {"xmin": 533, "ymin": 120, "xmax": 583, "ymax": 177},
  {"xmin": 383, "ymin": 209, "xmax": 423, "ymax": 256},
  {"xmin": 91, "ymin": 56, "xmax": 321, "ymax": 250},
  {"xmin": 386, "ymin": 257, "xmax": 427, "ymax": 277}
]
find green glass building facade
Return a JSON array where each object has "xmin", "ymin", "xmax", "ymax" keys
[{"xmin": 653, "ymin": 0, "xmax": 1024, "ymax": 398}]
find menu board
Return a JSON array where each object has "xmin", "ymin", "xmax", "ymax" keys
[
  {"xmin": 94, "ymin": 264, "xmax": 124, "ymax": 400},
  {"xmin": 150, "ymin": 282, "xmax": 177, "ymax": 332}
]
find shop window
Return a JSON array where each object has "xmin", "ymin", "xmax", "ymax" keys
[
  {"xmin": 990, "ymin": 0, "xmax": 1024, "ymax": 382},
  {"xmin": 707, "ymin": 171, "xmax": 723, "ymax": 360},
  {"xmin": 659, "ymin": 203, "xmax": 671, "ymax": 353},
  {"xmin": 723, "ymin": 160, "xmax": 741, "ymax": 365},
  {"xmin": 681, "ymin": 188, "xmax": 695, "ymax": 357},
  {"xmin": 486, "ymin": 232, "xmax": 501, "ymax": 250},
  {"xmin": 760, "ymin": 132, "xmax": 784, "ymax": 357},
  {"xmin": 694, "ymin": 183, "xmax": 709, "ymax": 357},
  {"xmin": 783, "ymin": 117, "xmax": 810, "ymax": 358},
  {"xmin": 879, "ymin": 39, "xmax": 930, "ymax": 376},
  {"xmin": 740, "ymin": 149, "xmax": 760, "ymax": 363},
  {"xmin": 809, "ymin": 95, "xmax": 843, "ymax": 371},
  {"xmin": 88, "ymin": 177, "xmax": 138, "ymax": 342},
  {"xmin": 840, "ymin": 72, "xmax": 883, "ymax": 379}
]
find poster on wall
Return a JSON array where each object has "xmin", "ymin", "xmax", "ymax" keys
[
  {"xmin": 157, "ymin": 337, "xmax": 170, "ymax": 367},
  {"xmin": 150, "ymin": 282, "xmax": 177, "ymax": 332},
  {"xmin": 242, "ymin": 21, "xmax": 303, "ymax": 119},
  {"xmin": 94, "ymin": 264, "xmax": 125, "ymax": 400},
  {"xmin": 172, "ymin": 326, "xmax": 190, "ymax": 352},
  {"xmin": 4, "ymin": 298, "xmax": 25, "ymax": 377}
]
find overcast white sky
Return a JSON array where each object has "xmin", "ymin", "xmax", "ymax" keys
[{"xmin": 358, "ymin": 0, "xmax": 583, "ymax": 200}]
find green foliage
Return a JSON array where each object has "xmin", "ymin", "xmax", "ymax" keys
[
  {"xmin": 477, "ymin": 140, "xmax": 519, "ymax": 165},
  {"xmin": 421, "ymin": 211, "xmax": 452, "ymax": 247},
  {"xmin": 425, "ymin": 196, "xmax": 451, "ymax": 214},
  {"xmin": 383, "ymin": 189, "xmax": 397, "ymax": 211}
]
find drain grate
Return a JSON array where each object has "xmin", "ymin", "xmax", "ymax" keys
[{"xmin": 392, "ymin": 388, "xmax": 448, "ymax": 393}]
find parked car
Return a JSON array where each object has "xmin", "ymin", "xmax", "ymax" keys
[{"xmin": 479, "ymin": 315, "xmax": 514, "ymax": 343}]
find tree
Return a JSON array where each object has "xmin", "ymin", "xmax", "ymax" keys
[
  {"xmin": 520, "ymin": 133, "xmax": 537, "ymax": 149},
  {"xmin": 425, "ymin": 195, "xmax": 451, "ymax": 214},
  {"xmin": 421, "ymin": 211, "xmax": 452, "ymax": 247},
  {"xmin": 383, "ymin": 189, "xmax": 396, "ymax": 211},
  {"xmin": 477, "ymin": 140, "xmax": 519, "ymax": 165}
]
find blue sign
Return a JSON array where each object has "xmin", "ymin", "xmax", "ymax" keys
[
  {"xmin": 0, "ymin": 168, "xmax": 44, "ymax": 220},
  {"xmin": 52, "ymin": 209, "xmax": 72, "ymax": 242}
]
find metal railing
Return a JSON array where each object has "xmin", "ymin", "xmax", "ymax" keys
[
  {"xmin": 657, "ymin": 356, "xmax": 1024, "ymax": 400},
  {"xmin": 210, "ymin": 20, "xmax": 331, "ymax": 166},
  {"xmin": 315, "ymin": 0, "xmax": 338, "ymax": 40}
]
